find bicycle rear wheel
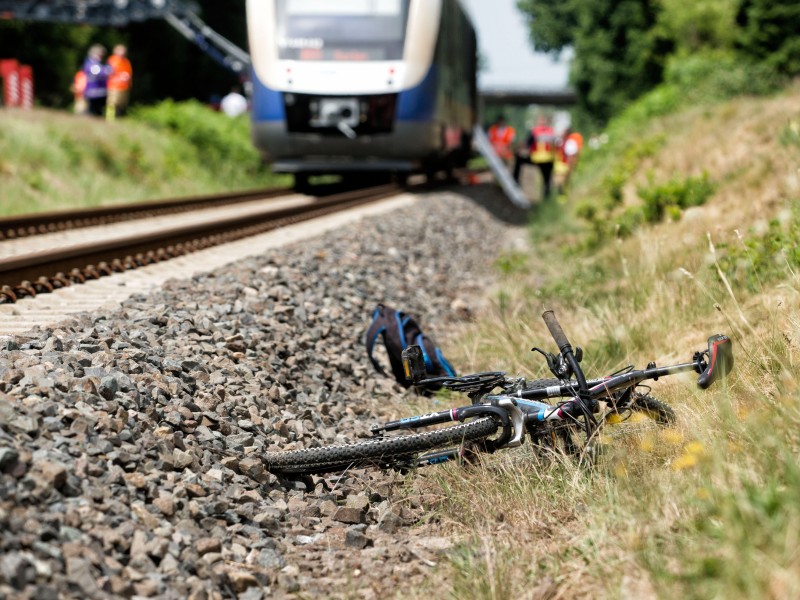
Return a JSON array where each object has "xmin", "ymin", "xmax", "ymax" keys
[{"xmin": 265, "ymin": 417, "xmax": 499, "ymax": 475}]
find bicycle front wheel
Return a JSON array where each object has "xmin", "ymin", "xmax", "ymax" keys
[
  {"xmin": 265, "ymin": 417, "xmax": 499, "ymax": 475},
  {"xmin": 604, "ymin": 393, "xmax": 676, "ymax": 427},
  {"xmin": 532, "ymin": 393, "xmax": 677, "ymax": 460}
]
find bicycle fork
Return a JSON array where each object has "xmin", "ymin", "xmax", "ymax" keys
[{"xmin": 371, "ymin": 398, "xmax": 528, "ymax": 450}]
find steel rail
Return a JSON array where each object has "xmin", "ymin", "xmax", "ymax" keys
[
  {"xmin": 0, "ymin": 187, "xmax": 293, "ymax": 241},
  {"xmin": 0, "ymin": 166, "xmax": 491, "ymax": 240},
  {"xmin": 0, "ymin": 184, "xmax": 401, "ymax": 303}
]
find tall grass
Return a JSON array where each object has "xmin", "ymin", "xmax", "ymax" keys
[
  {"xmin": 403, "ymin": 83, "xmax": 800, "ymax": 599},
  {"xmin": 0, "ymin": 104, "xmax": 289, "ymax": 217},
  {"xmin": 413, "ymin": 238, "xmax": 800, "ymax": 598}
]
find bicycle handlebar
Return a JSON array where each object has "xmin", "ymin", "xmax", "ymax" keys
[
  {"xmin": 542, "ymin": 309, "xmax": 590, "ymax": 397},
  {"xmin": 697, "ymin": 334, "xmax": 734, "ymax": 389},
  {"xmin": 542, "ymin": 309, "xmax": 571, "ymax": 352},
  {"xmin": 409, "ymin": 317, "xmax": 733, "ymax": 397}
]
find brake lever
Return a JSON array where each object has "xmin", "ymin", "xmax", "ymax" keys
[{"xmin": 531, "ymin": 347, "xmax": 564, "ymax": 378}]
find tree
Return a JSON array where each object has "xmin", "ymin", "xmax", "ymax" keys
[
  {"xmin": 0, "ymin": 21, "xmax": 98, "ymax": 106},
  {"xmin": 516, "ymin": 0, "xmax": 578, "ymax": 55},
  {"xmin": 736, "ymin": 0, "xmax": 800, "ymax": 76},
  {"xmin": 657, "ymin": 0, "xmax": 739, "ymax": 53},
  {"xmin": 518, "ymin": 0, "xmax": 670, "ymax": 127}
]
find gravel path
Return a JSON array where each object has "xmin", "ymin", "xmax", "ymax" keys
[{"xmin": 0, "ymin": 186, "xmax": 525, "ymax": 599}]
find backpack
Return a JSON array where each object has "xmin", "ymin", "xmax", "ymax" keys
[{"xmin": 365, "ymin": 303, "xmax": 457, "ymax": 390}]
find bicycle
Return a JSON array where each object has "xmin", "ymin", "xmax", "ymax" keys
[{"xmin": 264, "ymin": 310, "xmax": 734, "ymax": 476}]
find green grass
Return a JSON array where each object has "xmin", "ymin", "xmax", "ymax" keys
[
  {"xmin": 0, "ymin": 103, "xmax": 290, "ymax": 217},
  {"xmin": 716, "ymin": 206, "xmax": 800, "ymax": 293}
]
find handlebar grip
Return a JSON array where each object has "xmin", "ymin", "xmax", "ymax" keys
[
  {"xmin": 697, "ymin": 334, "xmax": 734, "ymax": 389},
  {"xmin": 542, "ymin": 310, "xmax": 571, "ymax": 352}
]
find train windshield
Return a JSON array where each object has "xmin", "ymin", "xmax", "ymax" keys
[{"xmin": 276, "ymin": 0, "xmax": 410, "ymax": 61}]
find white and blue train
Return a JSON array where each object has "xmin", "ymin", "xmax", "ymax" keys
[{"xmin": 245, "ymin": 0, "xmax": 477, "ymax": 187}]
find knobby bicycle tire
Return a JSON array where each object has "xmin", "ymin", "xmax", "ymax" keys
[
  {"xmin": 627, "ymin": 393, "xmax": 676, "ymax": 425},
  {"xmin": 600, "ymin": 393, "xmax": 676, "ymax": 429},
  {"xmin": 265, "ymin": 417, "xmax": 499, "ymax": 475},
  {"xmin": 530, "ymin": 393, "xmax": 676, "ymax": 459}
]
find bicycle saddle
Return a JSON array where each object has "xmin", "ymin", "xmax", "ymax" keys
[{"xmin": 696, "ymin": 334, "xmax": 734, "ymax": 389}]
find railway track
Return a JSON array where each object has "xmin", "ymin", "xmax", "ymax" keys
[
  {"xmin": 0, "ymin": 183, "xmax": 403, "ymax": 305},
  {"xmin": 0, "ymin": 186, "xmax": 294, "ymax": 241},
  {"xmin": 0, "ymin": 192, "xmax": 419, "ymax": 336}
]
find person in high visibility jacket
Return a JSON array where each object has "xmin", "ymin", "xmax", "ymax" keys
[
  {"xmin": 513, "ymin": 115, "xmax": 556, "ymax": 200},
  {"xmin": 70, "ymin": 70, "xmax": 87, "ymax": 115},
  {"xmin": 106, "ymin": 45, "xmax": 133, "ymax": 121},
  {"xmin": 554, "ymin": 128, "xmax": 584, "ymax": 192},
  {"xmin": 562, "ymin": 130, "xmax": 584, "ymax": 167},
  {"xmin": 487, "ymin": 115, "xmax": 516, "ymax": 165}
]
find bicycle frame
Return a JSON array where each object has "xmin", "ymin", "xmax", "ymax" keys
[
  {"xmin": 377, "ymin": 314, "xmax": 733, "ymax": 468},
  {"xmin": 375, "ymin": 356, "xmax": 699, "ymax": 445}
]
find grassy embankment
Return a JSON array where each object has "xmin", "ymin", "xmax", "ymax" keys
[
  {"xmin": 408, "ymin": 73, "xmax": 800, "ymax": 598},
  {"xmin": 0, "ymin": 100, "xmax": 289, "ymax": 217}
]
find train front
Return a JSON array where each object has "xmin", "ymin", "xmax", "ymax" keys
[{"xmin": 246, "ymin": 0, "xmax": 444, "ymax": 181}]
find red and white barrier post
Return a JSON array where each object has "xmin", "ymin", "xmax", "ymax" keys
[
  {"xmin": 18, "ymin": 64, "xmax": 34, "ymax": 109},
  {"xmin": 0, "ymin": 59, "xmax": 20, "ymax": 107}
]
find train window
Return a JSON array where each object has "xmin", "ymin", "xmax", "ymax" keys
[{"xmin": 276, "ymin": 0, "xmax": 410, "ymax": 61}]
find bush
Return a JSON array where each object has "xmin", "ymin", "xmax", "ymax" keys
[
  {"xmin": 614, "ymin": 206, "xmax": 646, "ymax": 238},
  {"xmin": 736, "ymin": 0, "xmax": 800, "ymax": 77},
  {"xmin": 716, "ymin": 207, "xmax": 800, "ymax": 292},
  {"xmin": 595, "ymin": 133, "xmax": 668, "ymax": 208},
  {"xmin": 575, "ymin": 201, "xmax": 599, "ymax": 222},
  {"xmin": 638, "ymin": 172, "xmax": 716, "ymax": 223},
  {"xmin": 575, "ymin": 172, "xmax": 716, "ymax": 246},
  {"xmin": 132, "ymin": 100, "xmax": 264, "ymax": 180},
  {"xmin": 664, "ymin": 50, "xmax": 783, "ymax": 102}
]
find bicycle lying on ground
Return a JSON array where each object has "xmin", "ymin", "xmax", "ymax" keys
[{"xmin": 265, "ymin": 310, "xmax": 733, "ymax": 476}]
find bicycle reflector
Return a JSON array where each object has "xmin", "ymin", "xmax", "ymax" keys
[
  {"xmin": 696, "ymin": 334, "xmax": 734, "ymax": 389},
  {"xmin": 402, "ymin": 345, "xmax": 427, "ymax": 384}
]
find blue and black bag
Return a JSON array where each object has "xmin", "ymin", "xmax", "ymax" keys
[{"xmin": 365, "ymin": 303, "xmax": 457, "ymax": 390}]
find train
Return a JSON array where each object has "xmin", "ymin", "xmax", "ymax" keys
[{"xmin": 245, "ymin": 0, "xmax": 478, "ymax": 188}]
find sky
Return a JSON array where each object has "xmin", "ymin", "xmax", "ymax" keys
[{"xmin": 460, "ymin": 0, "xmax": 571, "ymax": 92}]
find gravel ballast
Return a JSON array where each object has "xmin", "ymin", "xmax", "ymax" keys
[{"xmin": 0, "ymin": 187, "xmax": 525, "ymax": 599}]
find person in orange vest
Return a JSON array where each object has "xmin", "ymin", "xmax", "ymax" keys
[
  {"xmin": 554, "ymin": 127, "xmax": 584, "ymax": 192},
  {"xmin": 70, "ymin": 70, "xmax": 87, "ymax": 115},
  {"xmin": 562, "ymin": 128, "xmax": 584, "ymax": 187},
  {"xmin": 106, "ymin": 44, "xmax": 133, "ymax": 121},
  {"xmin": 487, "ymin": 115, "xmax": 516, "ymax": 166},
  {"xmin": 513, "ymin": 114, "xmax": 557, "ymax": 200}
]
